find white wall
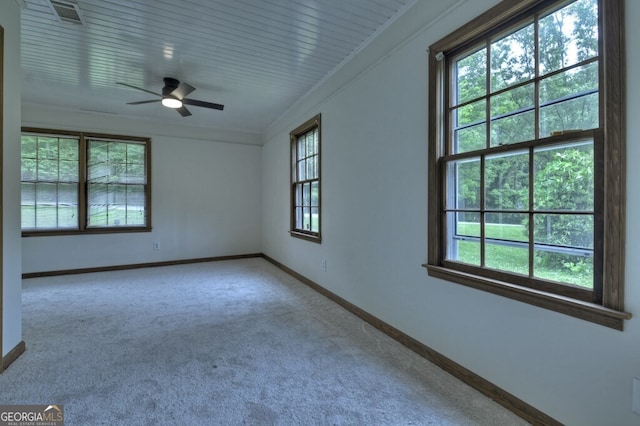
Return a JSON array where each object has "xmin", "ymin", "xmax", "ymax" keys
[
  {"xmin": 261, "ymin": 0, "xmax": 640, "ymax": 424},
  {"xmin": 22, "ymin": 107, "xmax": 262, "ymax": 273},
  {"xmin": 2, "ymin": 0, "xmax": 23, "ymax": 358}
]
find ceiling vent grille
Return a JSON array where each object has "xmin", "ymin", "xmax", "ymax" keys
[{"xmin": 49, "ymin": 0, "xmax": 85, "ymax": 25}]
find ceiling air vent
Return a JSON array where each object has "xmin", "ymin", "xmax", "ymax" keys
[{"xmin": 49, "ymin": 0, "xmax": 85, "ymax": 25}]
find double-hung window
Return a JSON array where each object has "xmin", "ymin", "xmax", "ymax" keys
[
  {"xmin": 426, "ymin": 0, "xmax": 629, "ymax": 329},
  {"xmin": 290, "ymin": 114, "xmax": 321, "ymax": 242},
  {"xmin": 21, "ymin": 128, "xmax": 151, "ymax": 235}
]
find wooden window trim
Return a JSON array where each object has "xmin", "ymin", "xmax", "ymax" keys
[
  {"xmin": 425, "ymin": 0, "xmax": 629, "ymax": 330},
  {"xmin": 21, "ymin": 127, "xmax": 152, "ymax": 236},
  {"xmin": 289, "ymin": 114, "xmax": 322, "ymax": 243}
]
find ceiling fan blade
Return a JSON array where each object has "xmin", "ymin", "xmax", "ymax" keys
[
  {"xmin": 182, "ymin": 98, "xmax": 224, "ymax": 110},
  {"xmin": 127, "ymin": 99, "xmax": 161, "ymax": 105},
  {"xmin": 171, "ymin": 83, "xmax": 195, "ymax": 100},
  {"xmin": 176, "ymin": 106, "xmax": 192, "ymax": 117},
  {"xmin": 117, "ymin": 82, "xmax": 162, "ymax": 97}
]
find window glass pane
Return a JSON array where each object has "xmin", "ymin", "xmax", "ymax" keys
[
  {"xmin": 35, "ymin": 182, "xmax": 58, "ymax": 228},
  {"xmin": 491, "ymin": 22, "xmax": 535, "ymax": 92},
  {"xmin": 21, "ymin": 183, "xmax": 36, "ymax": 229},
  {"xmin": 455, "ymin": 212, "xmax": 481, "ymax": 237},
  {"xmin": 297, "ymin": 137, "xmax": 306, "ymax": 159},
  {"xmin": 306, "ymin": 132, "xmax": 315, "ymax": 157},
  {"xmin": 455, "ymin": 240, "xmax": 481, "ymax": 266},
  {"xmin": 454, "ymin": 99, "xmax": 485, "ymax": 128},
  {"xmin": 534, "ymin": 213, "xmax": 593, "ymax": 248},
  {"xmin": 534, "ymin": 140, "xmax": 593, "ymax": 211},
  {"xmin": 533, "ymin": 213, "xmax": 593, "ymax": 288},
  {"xmin": 486, "ymin": 213, "xmax": 528, "ymax": 242},
  {"xmin": 539, "ymin": 0, "xmax": 599, "ymax": 76},
  {"xmin": 108, "ymin": 142, "xmax": 127, "ymax": 161},
  {"xmin": 455, "ymin": 123, "xmax": 486, "ymax": 154},
  {"xmin": 58, "ymin": 183, "xmax": 78, "ymax": 229},
  {"xmin": 59, "ymin": 138, "xmax": 78, "ymax": 160},
  {"xmin": 127, "ymin": 143, "xmax": 145, "ymax": 164},
  {"xmin": 534, "ymin": 250, "xmax": 593, "ymax": 288},
  {"xmin": 540, "ymin": 92, "xmax": 598, "ymax": 136},
  {"xmin": 297, "ymin": 159, "xmax": 305, "ymax": 181},
  {"xmin": 127, "ymin": 185, "xmax": 146, "ymax": 222},
  {"xmin": 486, "ymin": 241, "xmax": 529, "ymax": 275},
  {"xmin": 540, "ymin": 62, "xmax": 598, "ymax": 105},
  {"xmin": 485, "ymin": 150, "xmax": 529, "ymax": 210},
  {"xmin": 311, "ymin": 207, "xmax": 319, "ymax": 233},
  {"xmin": 447, "ymin": 212, "xmax": 481, "ymax": 266},
  {"xmin": 110, "ymin": 163, "xmax": 126, "ymax": 183},
  {"xmin": 449, "ymin": 158, "xmax": 480, "ymax": 210},
  {"xmin": 303, "ymin": 183, "xmax": 311, "ymax": 207},
  {"xmin": 491, "ymin": 111, "xmax": 535, "ymax": 147},
  {"xmin": 58, "ymin": 206, "xmax": 78, "ymax": 228},
  {"xmin": 126, "ymin": 164, "xmax": 146, "ymax": 184},
  {"xmin": 88, "ymin": 184, "xmax": 108, "ymax": 226},
  {"xmin": 314, "ymin": 155, "xmax": 319, "ymax": 179},
  {"xmin": 22, "ymin": 136, "xmax": 37, "ymax": 158},
  {"xmin": 295, "ymin": 184, "xmax": 302, "ymax": 206},
  {"xmin": 38, "ymin": 159, "xmax": 58, "ymax": 181},
  {"xmin": 38, "ymin": 137, "xmax": 58, "ymax": 160},
  {"xmin": 306, "ymin": 157, "xmax": 314, "ymax": 180},
  {"xmin": 22, "ymin": 158, "xmax": 37, "ymax": 181},
  {"xmin": 490, "ymin": 83, "xmax": 535, "ymax": 146},
  {"xmin": 294, "ymin": 207, "xmax": 303, "ymax": 229},
  {"xmin": 302, "ymin": 207, "xmax": 311, "ymax": 231},
  {"xmin": 454, "ymin": 47, "xmax": 487, "ymax": 106},
  {"xmin": 311, "ymin": 181, "xmax": 319, "ymax": 206},
  {"xmin": 101, "ymin": 184, "xmax": 127, "ymax": 227},
  {"xmin": 59, "ymin": 160, "xmax": 78, "ymax": 182},
  {"xmin": 89, "ymin": 141, "xmax": 108, "ymax": 165}
]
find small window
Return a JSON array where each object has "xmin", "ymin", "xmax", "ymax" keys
[
  {"xmin": 426, "ymin": 0, "xmax": 629, "ymax": 329},
  {"xmin": 290, "ymin": 114, "xmax": 321, "ymax": 242},
  {"xmin": 21, "ymin": 128, "xmax": 151, "ymax": 235}
]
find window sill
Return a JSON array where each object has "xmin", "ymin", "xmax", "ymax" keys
[
  {"xmin": 289, "ymin": 230, "xmax": 322, "ymax": 243},
  {"xmin": 423, "ymin": 264, "xmax": 631, "ymax": 330},
  {"xmin": 22, "ymin": 227, "xmax": 152, "ymax": 237}
]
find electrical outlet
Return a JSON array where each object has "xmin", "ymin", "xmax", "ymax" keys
[
  {"xmin": 633, "ymin": 377, "xmax": 640, "ymax": 415},
  {"xmin": 152, "ymin": 241, "xmax": 160, "ymax": 251},
  {"xmin": 321, "ymin": 259, "xmax": 327, "ymax": 272}
]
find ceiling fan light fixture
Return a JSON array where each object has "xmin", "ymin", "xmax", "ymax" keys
[{"xmin": 162, "ymin": 97, "xmax": 182, "ymax": 109}]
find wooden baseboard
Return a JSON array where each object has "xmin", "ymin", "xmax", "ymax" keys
[
  {"xmin": 1, "ymin": 341, "xmax": 25, "ymax": 372},
  {"xmin": 22, "ymin": 253, "xmax": 263, "ymax": 279},
  {"xmin": 262, "ymin": 254, "xmax": 561, "ymax": 426}
]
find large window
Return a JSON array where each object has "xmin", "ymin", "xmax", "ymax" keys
[
  {"xmin": 290, "ymin": 114, "xmax": 321, "ymax": 242},
  {"xmin": 21, "ymin": 128, "xmax": 151, "ymax": 235},
  {"xmin": 426, "ymin": 0, "xmax": 629, "ymax": 329}
]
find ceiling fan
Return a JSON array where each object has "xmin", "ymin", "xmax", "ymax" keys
[{"xmin": 117, "ymin": 77, "xmax": 224, "ymax": 117}]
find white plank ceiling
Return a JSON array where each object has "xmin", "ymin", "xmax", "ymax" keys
[{"xmin": 20, "ymin": 0, "xmax": 414, "ymax": 135}]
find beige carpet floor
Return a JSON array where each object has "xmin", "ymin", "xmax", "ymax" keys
[{"xmin": 1, "ymin": 258, "xmax": 529, "ymax": 425}]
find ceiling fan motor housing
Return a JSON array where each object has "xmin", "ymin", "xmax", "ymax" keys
[{"xmin": 162, "ymin": 78, "xmax": 180, "ymax": 98}]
